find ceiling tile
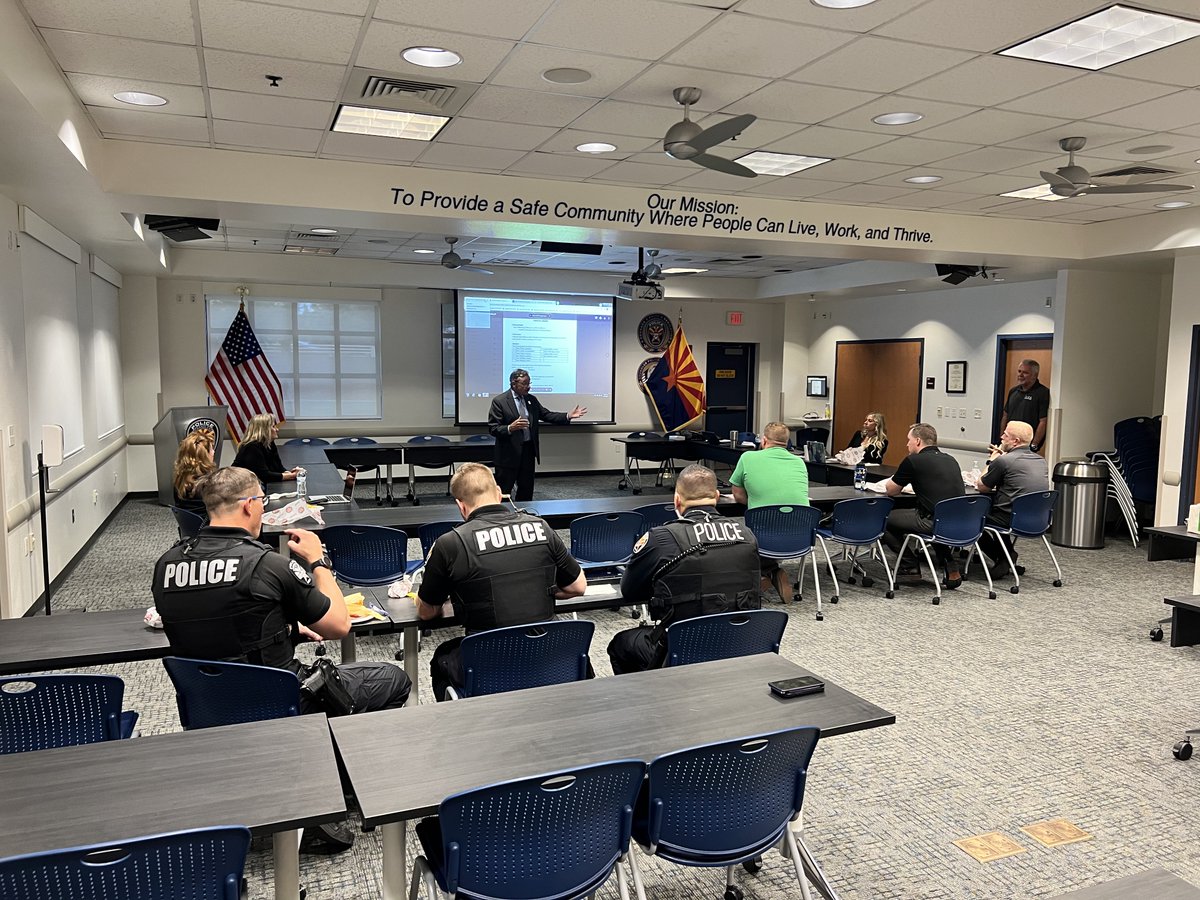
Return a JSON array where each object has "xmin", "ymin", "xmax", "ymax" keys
[
  {"xmin": 213, "ymin": 120, "xmax": 323, "ymax": 152},
  {"xmin": 1104, "ymin": 39, "xmax": 1200, "ymax": 88},
  {"xmin": 937, "ymin": 145, "xmax": 1060, "ymax": 175},
  {"xmin": 665, "ymin": 13, "xmax": 855, "ymax": 79},
  {"xmin": 899, "ymin": 55, "xmax": 1082, "ymax": 107},
  {"xmin": 1000, "ymin": 76, "xmax": 1176, "ymax": 120},
  {"xmin": 764, "ymin": 125, "xmax": 893, "ymax": 158},
  {"xmin": 202, "ymin": 50, "xmax": 347, "ymax": 101},
  {"xmin": 742, "ymin": 175, "xmax": 852, "ymax": 199},
  {"xmin": 799, "ymin": 158, "xmax": 907, "ymax": 182},
  {"xmin": 373, "ymin": 0, "xmax": 554, "ymax": 39},
  {"xmin": 356, "ymin": 21, "xmax": 515, "ymax": 82},
  {"xmin": 42, "ymin": 29, "xmax": 202, "ymax": 83},
  {"xmin": 668, "ymin": 169, "xmax": 765, "ymax": 193},
  {"xmin": 1050, "ymin": 206, "xmax": 1153, "ymax": 222},
  {"xmin": 528, "ymin": 0, "xmax": 718, "ymax": 59},
  {"xmin": 734, "ymin": 81, "xmax": 879, "ymax": 127},
  {"xmin": 414, "ymin": 143, "xmax": 527, "ymax": 172},
  {"xmin": 611, "ymin": 65, "xmax": 769, "ymax": 112},
  {"xmin": 895, "ymin": 189, "xmax": 980, "ymax": 208},
  {"xmin": 940, "ymin": 196, "xmax": 1027, "ymax": 212},
  {"xmin": 1000, "ymin": 121, "xmax": 1147, "ymax": 153},
  {"xmin": 536, "ymin": 129, "xmax": 658, "ymax": 157},
  {"xmin": 874, "ymin": 0, "xmax": 1103, "ymax": 53},
  {"xmin": 852, "ymin": 136, "xmax": 978, "ymax": 166},
  {"xmin": 790, "ymin": 37, "xmax": 974, "ymax": 94},
  {"xmin": 821, "ymin": 96, "xmax": 978, "ymax": 135},
  {"xmin": 868, "ymin": 167, "xmax": 983, "ymax": 188},
  {"xmin": 209, "ymin": 90, "xmax": 335, "ymax": 129},
  {"xmin": 1093, "ymin": 90, "xmax": 1200, "ymax": 132},
  {"xmin": 459, "ymin": 86, "xmax": 596, "ymax": 127},
  {"xmin": 918, "ymin": 109, "xmax": 1070, "ymax": 145},
  {"xmin": 489, "ymin": 46, "xmax": 650, "ymax": 98},
  {"xmin": 67, "ymin": 73, "xmax": 206, "ymax": 116},
  {"xmin": 268, "ymin": 0, "xmax": 371, "ymax": 12},
  {"xmin": 1085, "ymin": 132, "xmax": 1200, "ymax": 161},
  {"xmin": 587, "ymin": 159, "xmax": 692, "ymax": 186},
  {"xmin": 818, "ymin": 183, "xmax": 916, "ymax": 203},
  {"xmin": 25, "ymin": 0, "xmax": 195, "ymax": 43},
  {"xmin": 89, "ymin": 106, "xmax": 210, "ymax": 141},
  {"xmin": 941, "ymin": 173, "xmax": 1048, "ymax": 195},
  {"xmin": 735, "ymin": 0, "xmax": 930, "ymax": 32},
  {"xmin": 438, "ymin": 117, "xmax": 560, "ymax": 151},
  {"xmin": 571, "ymin": 100, "xmax": 687, "ymax": 139},
  {"xmin": 697, "ymin": 116, "xmax": 804, "ymax": 148},
  {"xmin": 505, "ymin": 152, "xmax": 620, "ymax": 179},
  {"xmin": 198, "ymin": 0, "xmax": 360, "ymax": 65}
]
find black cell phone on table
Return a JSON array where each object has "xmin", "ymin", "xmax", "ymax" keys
[{"xmin": 768, "ymin": 675, "xmax": 825, "ymax": 697}]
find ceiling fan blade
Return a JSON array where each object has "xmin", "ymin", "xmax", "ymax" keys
[
  {"xmin": 457, "ymin": 264, "xmax": 494, "ymax": 275},
  {"xmin": 1050, "ymin": 184, "xmax": 1082, "ymax": 197},
  {"xmin": 692, "ymin": 152, "xmax": 757, "ymax": 178},
  {"xmin": 1082, "ymin": 183, "xmax": 1195, "ymax": 194},
  {"xmin": 688, "ymin": 114, "xmax": 756, "ymax": 153},
  {"xmin": 1041, "ymin": 171, "xmax": 1078, "ymax": 190}
]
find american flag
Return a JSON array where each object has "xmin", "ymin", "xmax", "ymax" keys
[{"xmin": 204, "ymin": 306, "xmax": 285, "ymax": 441}]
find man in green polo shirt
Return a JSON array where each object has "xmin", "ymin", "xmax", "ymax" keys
[{"xmin": 730, "ymin": 421, "xmax": 809, "ymax": 598}]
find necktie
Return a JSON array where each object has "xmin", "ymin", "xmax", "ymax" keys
[{"xmin": 515, "ymin": 395, "xmax": 529, "ymax": 443}]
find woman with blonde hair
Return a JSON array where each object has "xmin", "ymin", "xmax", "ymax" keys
[
  {"xmin": 172, "ymin": 429, "xmax": 216, "ymax": 511},
  {"xmin": 232, "ymin": 413, "xmax": 299, "ymax": 484},
  {"xmin": 847, "ymin": 412, "xmax": 888, "ymax": 464}
]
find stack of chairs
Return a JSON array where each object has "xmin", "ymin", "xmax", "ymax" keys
[{"xmin": 1087, "ymin": 415, "xmax": 1160, "ymax": 546}]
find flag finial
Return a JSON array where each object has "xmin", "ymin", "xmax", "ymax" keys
[{"xmin": 235, "ymin": 284, "xmax": 250, "ymax": 310}]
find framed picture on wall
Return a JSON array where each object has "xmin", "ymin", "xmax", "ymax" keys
[
  {"xmin": 806, "ymin": 375, "xmax": 828, "ymax": 397},
  {"xmin": 946, "ymin": 360, "xmax": 967, "ymax": 394}
]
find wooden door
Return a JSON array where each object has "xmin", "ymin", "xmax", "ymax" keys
[
  {"xmin": 994, "ymin": 336, "xmax": 1053, "ymax": 453},
  {"xmin": 834, "ymin": 339, "xmax": 923, "ymax": 466}
]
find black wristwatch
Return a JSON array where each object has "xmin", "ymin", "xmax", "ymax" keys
[{"xmin": 311, "ymin": 553, "xmax": 332, "ymax": 572}]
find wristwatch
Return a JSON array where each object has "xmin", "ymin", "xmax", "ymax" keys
[{"xmin": 311, "ymin": 553, "xmax": 333, "ymax": 572}]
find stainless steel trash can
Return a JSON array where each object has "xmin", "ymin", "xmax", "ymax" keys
[{"xmin": 1050, "ymin": 460, "xmax": 1108, "ymax": 549}]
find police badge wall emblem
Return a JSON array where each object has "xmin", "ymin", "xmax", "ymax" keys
[
  {"xmin": 637, "ymin": 313, "xmax": 673, "ymax": 353},
  {"xmin": 186, "ymin": 417, "xmax": 220, "ymax": 436},
  {"xmin": 637, "ymin": 357, "xmax": 661, "ymax": 386}
]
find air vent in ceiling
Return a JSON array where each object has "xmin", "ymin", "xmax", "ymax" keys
[
  {"xmin": 485, "ymin": 257, "xmax": 535, "ymax": 266},
  {"xmin": 1094, "ymin": 164, "xmax": 1184, "ymax": 184},
  {"xmin": 343, "ymin": 68, "xmax": 478, "ymax": 115},
  {"xmin": 294, "ymin": 232, "xmax": 339, "ymax": 240},
  {"xmin": 284, "ymin": 245, "xmax": 338, "ymax": 256}
]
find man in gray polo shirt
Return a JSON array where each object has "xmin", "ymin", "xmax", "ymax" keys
[{"xmin": 974, "ymin": 421, "xmax": 1048, "ymax": 578}]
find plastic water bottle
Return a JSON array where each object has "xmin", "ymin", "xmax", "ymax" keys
[
  {"xmin": 854, "ymin": 462, "xmax": 866, "ymax": 491},
  {"xmin": 296, "ymin": 469, "xmax": 308, "ymax": 501}
]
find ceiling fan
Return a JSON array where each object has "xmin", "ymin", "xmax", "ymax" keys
[
  {"xmin": 441, "ymin": 237, "xmax": 493, "ymax": 275},
  {"xmin": 1040, "ymin": 137, "xmax": 1194, "ymax": 198},
  {"xmin": 662, "ymin": 87, "xmax": 757, "ymax": 178}
]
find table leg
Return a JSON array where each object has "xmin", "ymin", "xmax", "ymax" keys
[
  {"xmin": 791, "ymin": 825, "xmax": 839, "ymax": 900},
  {"xmin": 382, "ymin": 821, "xmax": 407, "ymax": 900},
  {"xmin": 1192, "ymin": 555, "xmax": 1200, "ymax": 594},
  {"xmin": 404, "ymin": 625, "xmax": 419, "ymax": 705},
  {"xmin": 1170, "ymin": 605, "xmax": 1200, "ymax": 648},
  {"xmin": 386, "ymin": 464, "xmax": 397, "ymax": 507},
  {"xmin": 341, "ymin": 631, "xmax": 357, "ymax": 663},
  {"xmin": 273, "ymin": 828, "xmax": 302, "ymax": 900},
  {"xmin": 407, "ymin": 463, "xmax": 417, "ymax": 506}
]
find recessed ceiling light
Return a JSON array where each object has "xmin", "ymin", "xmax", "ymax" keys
[
  {"xmin": 872, "ymin": 111, "xmax": 923, "ymax": 126},
  {"xmin": 1127, "ymin": 144, "xmax": 1173, "ymax": 155},
  {"xmin": 999, "ymin": 184, "xmax": 1067, "ymax": 201},
  {"xmin": 896, "ymin": 288, "xmax": 907, "ymax": 292},
  {"xmin": 662, "ymin": 267, "xmax": 709, "ymax": 275},
  {"xmin": 576, "ymin": 142, "xmax": 617, "ymax": 153},
  {"xmin": 905, "ymin": 174, "xmax": 942, "ymax": 184},
  {"xmin": 1000, "ymin": 4, "xmax": 1200, "ymax": 71},
  {"xmin": 543, "ymin": 67, "xmax": 592, "ymax": 84},
  {"xmin": 735, "ymin": 151, "xmax": 832, "ymax": 176},
  {"xmin": 992, "ymin": 277, "xmax": 1006, "ymax": 281},
  {"xmin": 332, "ymin": 105, "xmax": 449, "ymax": 141},
  {"xmin": 413, "ymin": 248, "xmax": 437, "ymax": 254},
  {"xmin": 1156, "ymin": 200, "xmax": 1192, "ymax": 209},
  {"xmin": 113, "ymin": 90, "xmax": 167, "ymax": 106},
  {"xmin": 401, "ymin": 47, "xmax": 461, "ymax": 68},
  {"xmin": 812, "ymin": 0, "xmax": 879, "ymax": 7},
  {"xmin": 310, "ymin": 227, "xmax": 338, "ymax": 235}
]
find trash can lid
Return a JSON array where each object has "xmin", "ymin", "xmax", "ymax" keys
[{"xmin": 1053, "ymin": 460, "xmax": 1108, "ymax": 483}]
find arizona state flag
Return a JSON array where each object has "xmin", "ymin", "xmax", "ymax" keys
[{"xmin": 644, "ymin": 323, "xmax": 706, "ymax": 432}]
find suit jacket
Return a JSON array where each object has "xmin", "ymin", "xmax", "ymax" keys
[{"xmin": 488, "ymin": 391, "xmax": 570, "ymax": 467}]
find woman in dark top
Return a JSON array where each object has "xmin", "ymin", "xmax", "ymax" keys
[
  {"xmin": 847, "ymin": 412, "xmax": 889, "ymax": 464},
  {"xmin": 172, "ymin": 429, "xmax": 216, "ymax": 512},
  {"xmin": 232, "ymin": 413, "xmax": 298, "ymax": 484}
]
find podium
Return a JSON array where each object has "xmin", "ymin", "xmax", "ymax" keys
[{"xmin": 152, "ymin": 407, "xmax": 228, "ymax": 506}]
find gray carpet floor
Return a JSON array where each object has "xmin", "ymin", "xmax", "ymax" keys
[{"xmin": 45, "ymin": 475, "xmax": 1200, "ymax": 899}]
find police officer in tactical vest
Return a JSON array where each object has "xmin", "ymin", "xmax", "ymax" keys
[
  {"xmin": 417, "ymin": 462, "xmax": 587, "ymax": 700},
  {"xmin": 608, "ymin": 464, "xmax": 761, "ymax": 674}
]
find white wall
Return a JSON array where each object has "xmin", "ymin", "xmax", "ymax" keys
[{"xmin": 1158, "ymin": 252, "xmax": 1200, "ymax": 524}]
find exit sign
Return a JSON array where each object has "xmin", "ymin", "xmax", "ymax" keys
[{"xmin": 726, "ymin": 311, "xmax": 744, "ymax": 326}]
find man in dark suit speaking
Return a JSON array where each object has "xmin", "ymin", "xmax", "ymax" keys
[{"xmin": 488, "ymin": 368, "xmax": 586, "ymax": 500}]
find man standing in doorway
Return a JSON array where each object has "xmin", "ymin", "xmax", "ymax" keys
[
  {"xmin": 488, "ymin": 368, "xmax": 587, "ymax": 501},
  {"xmin": 999, "ymin": 359, "xmax": 1050, "ymax": 453}
]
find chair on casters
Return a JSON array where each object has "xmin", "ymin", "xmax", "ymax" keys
[
  {"xmin": 410, "ymin": 760, "xmax": 648, "ymax": 900},
  {"xmin": 464, "ymin": 433, "xmax": 495, "ymax": 444},
  {"xmin": 333, "ymin": 436, "xmax": 378, "ymax": 501},
  {"xmin": 664, "ymin": 609, "xmax": 788, "ymax": 667},
  {"xmin": 446, "ymin": 620, "xmax": 594, "ymax": 700},
  {"xmin": 973, "ymin": 490, "xmax": 1063, "ymax": 595},
  {"xmin": 0, "ymin": 825, "xmax": 252, "ymax": 900},
  {"xmin": 0, "ymin": 674, "xmax": 138, "ymax": 754},
  {"xmin": 569, "ymin": 512, "xmax": 645, "ymax": 577},
  {"xmin": 894, "ymin": 495, "xmax": 994, "ymax": 605},
  {"xmin": 283, "ymin": 437, "xmax": 330, "ymax": 446},
  {"xmin": 408, "ymin": 521, "xmax": 458, "ymax": 575},
  {"xmin": 322, "ymin": 524, "xmax": 409, "ymax": 586},
  {"xmin": 170, "ymin": 506, "xmax": 206, "ymax": 540},
  {"xmin": 795, "ymin": 426, "xmax": 829, "ymax": 448},
  {"xmin": 634, "ymin": 502, "xmax": 677, "ymax": 532},
  {"xmin": 407, "ymin": 435, "xmax": 453, "ymax": 501},
  {"xmin": 816, "ymin": 496, "xmax": 896, "ymax": 602},
  {"xmin": 744, "ymin": 505, "xmax": 838, "ymax": 622},
  {"xmin": 633, "ymin": 726, "xmax": 826, "ymax": 900},
  {"xmin": 162, "ymin": 657, "xmax": 301, "ymax": 729}
]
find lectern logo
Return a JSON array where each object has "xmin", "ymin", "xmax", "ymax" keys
[{"xmin": 186, "ymin": 418, "xmax": 220, "ymax": 436}]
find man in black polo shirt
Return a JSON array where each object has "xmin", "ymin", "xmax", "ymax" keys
[
  {"xmin": 883, "ymin": 423, "xmax": 965, "ymax": 587},
  {"xmin": 417, "ymin": 462, "xmax": 587, "ymax": 700},
  {"xmin": 999, "ymin": 359, "xmax": 1050, "ymax": 453}
]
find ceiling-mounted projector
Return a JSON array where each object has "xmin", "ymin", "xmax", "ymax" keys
[
  {"xmin": 144, "ymin": 215, "xmax": 220, "ymax": 242},
  {"xmin": 616, "ymin": 281, "xmax": 665, "ymax": 301}
]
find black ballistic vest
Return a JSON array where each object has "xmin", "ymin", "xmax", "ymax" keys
[{"xmin": 649, "ymin": 515, "xmax": 761, "ymax": 625}]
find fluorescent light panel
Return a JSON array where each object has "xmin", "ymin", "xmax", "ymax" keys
[
  {"xmin": 332, "ymin": 105, "xmax": 449, "ymax": 141},
  {"xmin": 736, "ymin": 151, "xmax": 832, "ymax": 176},
  {"xmin": 999, "ymin": 184, "xmax": 1067, "ymax": 201},
  {"xmin": 1000, "ymin": 4, "xmax": 1200, "ymax": 70}
]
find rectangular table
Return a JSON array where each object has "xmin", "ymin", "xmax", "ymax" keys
[
  {"xmin": 808, "ymin": 460, "xmax": 897, "ymax": 487},
  {"xmin": 0, "ymin": 715, "xmax": 346, "ymax": 900},
  {"xmin": 331, "ymin": 653, "xmax": 894, "ymax": 900},
  {"xmin": 0, "ymin": 607, "xmax": 169, "ymax": 676},
  {"xmin": 1162, "ymin": 596, "xmax": 1200, "ymax": 647},
  {"xmin": 1054, "ymin": 869, "xmax": 1200, "ymax": 899}
]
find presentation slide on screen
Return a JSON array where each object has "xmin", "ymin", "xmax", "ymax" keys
[{"xmin": 457, "ymin": 292, "xmax": 615, "ymax": 424}]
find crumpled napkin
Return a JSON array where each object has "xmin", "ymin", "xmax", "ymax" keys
[
  {"xmin": 144, "ymin": 606, "xmax": 163, "ymax": 629},
  {"xmin": 387, "ymin": 575, "xmax": 413, "ymax": 598}
]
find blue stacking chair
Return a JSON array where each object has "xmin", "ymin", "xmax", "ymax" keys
[
  {"xmin": 283, "ymin": 437, "xmax": 329, "ymax": 446},
  {"xmin": 333, "ymin": 436, "xmax": 378, "ymax": 501},
  {"xmin": 0, "ymin": 674, "xmax": 138, "ymax": 754},
  {"xmin": 894, "ymin": 495, "xmax": 995, "ymax": 605},
  {"xmin": 322, "ymin": 524, "xmax": 409, "ymax": 586},
  {"xmin": 744, "ymin": 505, "xmax": 838, "ymax": 622},
  {"xmin": 408, "ymin": 434, "xmax": 454, "ymax": 498},
  {"xmin": 978, "ymin": 490, "xmax": 1063, "ymax": 594},
  {"xmin": 447, "ymin": 620, "xmax": 595, "ymax": 700},
  {"xmin": 0, "ymin": 826, "xmax": 252, "ymax": 900},
  {"xmin": 569, "ymin": 512, "xmax": 645, "ymax": 576},
  {"xmin": 162, "ymin": 657, "xmax": 301, "ymax": 729},
  {"xmin": 410, "ymin": 760, "xmax": 648, "ymax": 900},
  {"xmin": 407, "ymin": 520, "xmax": 458, "ymax": 575},
  {"xmin": 634, "ymin": 502, "xmax": 677, "ymax": 533},
  {"xmin": 736, "ymin": 431, "xmax": 759, "ymax": 448},
  {"xmin": 634, "ymin": 727, "xmax": 824, "ymax": 900},
  {"xmin": 664, "ymin": 610, "xmax": 788, "ymax": 668},
  {"xmin": 170, "ymin": 505, "xmax": 205, "ymax": 540},
  {"xmin": 464, "ymin": 433, "xmax": 495, "ymax": 444},
  {"xmin": 816, "ymin": 496, "xmax": 896, "ymax": 602}
]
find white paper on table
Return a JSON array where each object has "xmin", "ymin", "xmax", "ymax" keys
[
  {"xmin": 583, "ymin": 582, "xmax": 622, "ymax": 600},
  {"xmin": 261, "ymin": 498, "xmax": 324, "ymax": 527},
  {"xmin": 864, "ymin": 480, "xmax": 911, "ymax": 494}
]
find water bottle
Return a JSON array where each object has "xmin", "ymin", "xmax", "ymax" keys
[
  {"xmin": 854, "ymin": 462, "xmax": 866, "ymax": 491},
  {"xmin": 296, "ymin": 469, "xmax": 308, "ymax": 501}
]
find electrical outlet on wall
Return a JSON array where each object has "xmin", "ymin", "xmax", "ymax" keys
[
  {"xmin": 959, "ymin": 408, "xmax": 967, "ymax": 418},
  {"xmin": 6, "ymin": 425, "xmax": 13, "ymax": 447},
  {"xmin": 974, "ymin": 409, "xmax": 982, "ymax": 419},
  {"xmin": 936, "ymin": 406, "xmax": 943, "ymax": 417}
]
